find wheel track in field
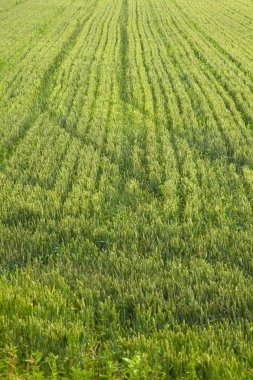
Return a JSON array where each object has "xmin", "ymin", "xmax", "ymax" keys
[
  {"xmin": 46, "ymin": 1, "xmax": 112, "ymax": 147},
  {"xmin": 118, "ymin": 0, "xmax": 189, "ymax": 221},
  {"xmin": 2, "ymin": 6, "xmax": 84, "ymax": 102},
  {"xmin": 145, "ymin": 0, "xmax": 253, "ymax": 219},
  {"xmin": 164, "ymin": 9, "xmax": 253, "ymax": 174},
  {"xmin": 4, "ymin": 17, "xmax": 93, "ymax": 174},
  {"xmin": 181, "ymin": 0, "xmax": 253, "ymax": 66},
  {"xmin": 170, "ymin": 0, "xmax": 253, "ymax": 129},
  {"xmin": 118, "ymin": 0, "xmax": 189, "ymax": 215},
  {"xmin": 119, "ymin": 0, "xmax": 172, "ymax": 190},
  {"xmin": 83, "ymin": 4, "xmax": 117, "ymax": 138},
  {"xmin": 172, "ymin": 16, "xmax": 253, "ymax": 135},
  {"xmin": 137, "ymin": 24, "xmax": 165, "ymax": 182},
  {"xmin": 140, "ymin": 2, "xmax": 189, "ymax": 221},
  {"xmin": 145, "ymin": 11, "xmax": 208, "ymax": 224},
  {"xmin": 138, "ymin": 0, "xmax": 176, "ymax": 189},
  {"xmin": 118, "ymin": 0, "xmax": 148, "ymax": 183},
  {"xmin": 152, "ymin": 0, "xmax": 253, "ymax": 166},
  {"xmin": 129, "ymin": 0, "xmax": 157, "ymax": 124},
  {"xmin": 0, "ymin": 9, "xmax": 93, "ymax": 169},
  {"xmin": 92, "ymin": 8, "xmax": 122, "ymax": 195},
  {"xmin": 136, "ymin": 0, "xmax": 184, "ymax": 201},
  {"xmin": 49, "ymin": 0, "xmax": 121, "ymax": 214},
  {"xmin": 119, "ymin": 0, "xmax": 162, "ymax": 129},
  {"xmin": 60, "ymin": 1, "xmax": 122, "ymax": 207},
  {"xmin": 172, "ymin": 0, "xmax": 253, "ymax": 79},
  {"xmin": 119, "ymin": 0, "xmax": 129, "ymax": 104},
  {"xmin": 150, "ymin": 0, "xmax": 253, "ymax": 211},
  {"xmin": 152, "ymin": 0, "xmax": 244, "ymax": 147},
  {"xmin": 44, "ymin": 0, "xmax": 111, "ymax": 146},
  {"xmin": 146, "ymin": 1, "xmax": 202, "ymax": 195},
  {"xmin": 60, "ymin": 0, "xmax": 118, "ymax": 144},
  {"xmin": 133, "ymin": 0, "xmax": 154, "ymax": 182},
  {"xmin": 156, "ymin": 0, "xmax": 253, "ymax": 133}
]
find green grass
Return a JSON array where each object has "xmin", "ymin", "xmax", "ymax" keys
[{"xmin": 0, "ymin": 0, "xmax": 253, "ymax": 378}]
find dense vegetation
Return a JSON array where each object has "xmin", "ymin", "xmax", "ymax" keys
[{"xmin": 0, "ymin": 0, "xmax": 253, "ymax": 378}]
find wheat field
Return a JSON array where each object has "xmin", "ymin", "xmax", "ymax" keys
[{"xmin": 0, "ymin": 0, "xmax": 253, "ymax": 378}]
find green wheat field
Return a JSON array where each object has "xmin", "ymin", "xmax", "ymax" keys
[{"xmin": 0, "ymin": 0, "xmax": 253, "ymax": 378}]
